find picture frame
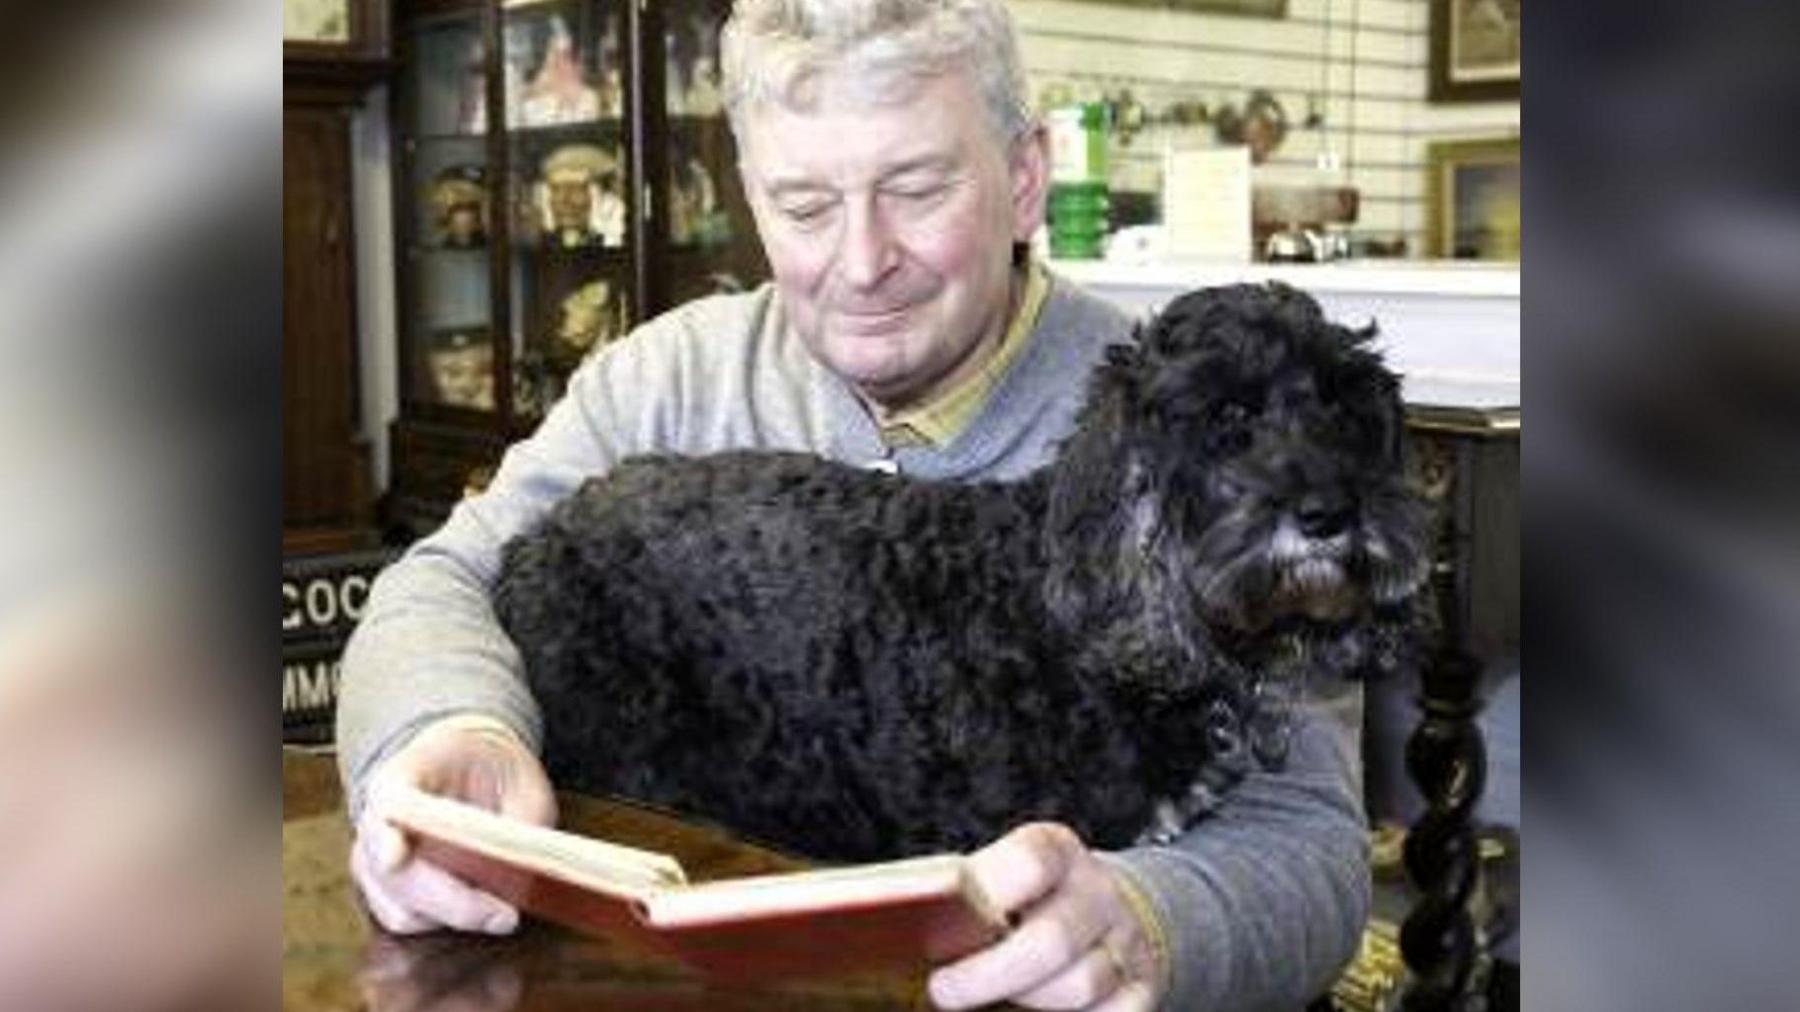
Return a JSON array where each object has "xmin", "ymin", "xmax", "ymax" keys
[
  {"xmin": 1176, "ymin": 0, "xmax": 1285, "ymax": 15},
  {"xmin": 283, "ymin": 0, "xmax": 350, "ymax": 44},
  {"xmin": 1429, "ymin": 0, "xmax": 1520, "ymax": 103},
  {"xmin": 1425, "ymin": 137, "xmax": 1521, "ymax": 261},
  {"xmin": 1071, "ymin": 0, "xmax": 1284, "ymax": 17},
  {"xmin": 282, "ymin": 0, "xmax": 388, "ymax": 65}
]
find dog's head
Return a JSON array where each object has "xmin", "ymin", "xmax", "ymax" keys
[{"xmin": 1050, "ymin": 283, "xmax": 1430, "ymax": 652}]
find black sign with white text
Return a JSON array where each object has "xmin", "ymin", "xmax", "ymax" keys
[
  {"xmin": 283, "ymin": 637, "xmax": 345, "ymax": 723},
  {"xmin": 283, "ymin": 548, "xmax": 396, "ymax": 644},
  {"xmin": 282, "ymin": 548, "xmax": 398, "ymax": 740}
]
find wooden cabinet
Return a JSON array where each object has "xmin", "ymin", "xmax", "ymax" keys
[
  {"xmin": 386, "ymin": 0, "xmax": 768, "ymax": 537},
  {"xmin": 283, "ymin": 8, "xmax": 393, "ymax": 554},
  {"xmin": 283, "ymin": 104, "xmax": 368, "ymax": 553}
]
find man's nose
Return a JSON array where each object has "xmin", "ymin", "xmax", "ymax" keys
[{"xmin": 839, "ymin": 201, "xmax": 899, "ymax": 290}]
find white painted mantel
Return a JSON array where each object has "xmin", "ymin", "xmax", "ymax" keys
[{"xmin": 1048, "ymin": 259, "xmax": 1521, "ymax": 417}]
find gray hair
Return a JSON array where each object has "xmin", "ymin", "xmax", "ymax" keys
[{"xmin": 720, "ymin": 0, "xmax": 1032, "ymax": 146}]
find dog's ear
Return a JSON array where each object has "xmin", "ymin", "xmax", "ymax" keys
[
  {"xmin": 1045, "ymin": 351, "xmax": 1147, "ymax": 629},
  {"xmin": 1336, "ymin": 322, "xmax": 1407, "ymax": 469}
]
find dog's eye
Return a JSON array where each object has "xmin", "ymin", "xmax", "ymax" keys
[
  {"xmin": 1205, "ymin": 405, "xmax": 1254, "ymax": 456},
  {"xmin": 1217, "ymin": 401, "xmax": 1255, "ymax": 428}
]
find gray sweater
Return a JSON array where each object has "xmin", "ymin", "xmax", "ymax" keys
[{"xmin": 337, "ymin": 275, "xmax": 1368, "ymax": 1010}]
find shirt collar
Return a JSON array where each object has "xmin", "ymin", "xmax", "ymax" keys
[{"xmin": 877, "ymin": 259, "xmax": 1049, "ymax": 450}]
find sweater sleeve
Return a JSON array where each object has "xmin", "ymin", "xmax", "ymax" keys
[
  {"xmin": 335, "ymin": 327, "xmax": 669, "ymax": 820},
  {"xmin": 1109, "ymin": 683, "xmax": 1370, "ymax": 1011}
]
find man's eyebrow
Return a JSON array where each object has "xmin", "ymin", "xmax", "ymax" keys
[
  {"xmin": 760, "ymin": 154, "xmax": 960, "ymax": 197},
  {"xmin": 877, "ymin": 154, "xmax": 958, "ymax": 181},
  {"xmin": 763, "ymin": 177, "xmax": 835, "ymax": 198}
]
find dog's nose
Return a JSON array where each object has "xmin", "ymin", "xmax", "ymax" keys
[{"xmin": 1295, "ymin": 493, "xmax": 1352, "ymax": 539}]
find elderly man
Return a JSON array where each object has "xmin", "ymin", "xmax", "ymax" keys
[{"xmin": 339, "ymin": 0, "xmax": 1370, "ymax": 1007}]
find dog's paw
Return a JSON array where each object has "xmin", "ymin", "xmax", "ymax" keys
[{"xmin": 1134, "ymin": 799, "xmax": 1185, "ymax": 847}]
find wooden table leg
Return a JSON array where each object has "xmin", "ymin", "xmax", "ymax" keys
[{"xmin": 1399, "ymin": 647, "xmax": 1489, "ymax": 1011}]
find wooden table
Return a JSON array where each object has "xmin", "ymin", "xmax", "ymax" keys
[{"xmin": 283, "ymin": 749, "xmax": 938, "ymax": 1011}]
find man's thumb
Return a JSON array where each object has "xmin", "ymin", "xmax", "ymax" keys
[{"xmin": 370, "ymin": 818, "xmax": 411, "ymax": 873}]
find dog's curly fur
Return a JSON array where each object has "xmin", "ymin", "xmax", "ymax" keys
[{"xmin": 495, "ymin": 283, "xmax": 1431, "ymax": 863}]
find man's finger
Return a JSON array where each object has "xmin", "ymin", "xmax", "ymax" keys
[
  {"xmin": 385, "ymin": 858, "xmax": 519, "ymax": 934},
  {"xmin": 1088, "ymin": 979, "xmax": 1158, "ymax": 1012},
  {"xmin": 496, "ymin": 766, "xmax": 557, "ymax": 827},
  {"xmin": 1008, "ymin": 939, "xmax": 1123, "ymax": 1010},
  {"xmin": 929, "ymin": 886, "xmax": 1106, "ymax": 1010},
  {"xmin": 351, "ymin": 839, "xmax": 437, "ymax": 934},
  {"xmin": 351, "ymin": 812, "xmax": 519, "ymax": 935},
  {"xmin": 369, "ymin": 818, "xmax": 411, "ymax": 874},
  {"xmin": 964, "ymin": 822, "xmax": 1081, "ymax": 916}
]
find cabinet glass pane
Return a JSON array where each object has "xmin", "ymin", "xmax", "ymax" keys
[
  {"xmin": 407, "ymin": 16, "xmax": 497, "ymax": 412},
  {"xmin": 503, "ymin": 0, "xmax": 632, "ymax": 420},
  {"xmin": 661, "ymin": 0, "xmax": 767, "ymax": 307}
]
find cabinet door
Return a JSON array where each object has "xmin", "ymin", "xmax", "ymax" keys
[
  {"xmin": 654, "ymin": 0, "xmax": 767, "ymax": 310},
  {"xmin": 501, "ymin": 0, "xmax": 635, "ymax": 423},
  {"xmin": 399, "ymin": 11, "xmax": 499, "ymax": 418},
  {"xmin": 283, "ymin": 107, "xmax": 360, "ymax": 536}
]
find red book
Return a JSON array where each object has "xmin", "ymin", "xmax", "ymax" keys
[{"xmin": 382, "ymin": 786, "xmax": 1009, "ymax": 981}]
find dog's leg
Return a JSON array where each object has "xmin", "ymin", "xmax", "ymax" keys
[{"xmin": 1134, "ymin": 766, "xmax": 1244, "ymax": 846}]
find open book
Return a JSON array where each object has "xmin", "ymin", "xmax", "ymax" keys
[{"xmin": 382, "ymin": 785, "xmax": 1009, "ymax": 980}]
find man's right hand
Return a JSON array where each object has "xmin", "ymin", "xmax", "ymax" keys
[{"xmin": 350, "ymin": 717, "xmax": 557, "ymax": 935}]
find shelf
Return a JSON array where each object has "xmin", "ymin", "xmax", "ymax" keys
[
  {"xmin": 409, "ymin": 242, "xmax": 492, "ymax": 256},
  {"xmin": 515, "ymin": 243, "xmax": 630, "ymax": 261},
  {"xmin": 412, "ymin": 119, "xmax": 627, "ymax": 147},
  {"xmin": 666, "ymin": 113, "xmax": 730, "ymax": 129},
  {"xmin": 1047, "ymin": 258, "xmax": 1520, "ymax": 299},
  {"xmin": 1051, "ymin": 257, "xmax": 1520, "ymax": 405},
  {"xmin": 414, "ymin": 131, "xmax": 489, "ymax": 144},
  {"xmin": 506, "ymin": 119, "xmax": 627, "ymax": 144}
]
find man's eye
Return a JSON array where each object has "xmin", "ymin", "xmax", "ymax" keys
[
  {"xmin": 778, "ymin": 202, "xmax": 835, "ymax": 224},
  {"xmin": 886, "ymin": 185, "xmax": 947, "ymax": 205}
]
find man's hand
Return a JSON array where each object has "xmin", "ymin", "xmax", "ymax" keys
[
  {"xmin": 928, "ymin": 823, "xmax": 1169, "ymax": 1011},
  {"xmin": 350, "ymin": 718, "xmax": 557, "ymax": 935}
]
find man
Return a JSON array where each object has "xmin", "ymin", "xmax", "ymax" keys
[{"xmin": 339, "ymin": 0, "xmax": 1370, "ymax": 1007}]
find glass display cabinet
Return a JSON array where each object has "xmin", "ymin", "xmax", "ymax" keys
[{"xmin": 388, "ymin": 0, "xmax": 767, "ymax": 536}]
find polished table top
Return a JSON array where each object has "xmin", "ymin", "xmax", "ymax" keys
[{"xmin": 283, "ymin": 749, "xmax": 940, "ymax": 1011}]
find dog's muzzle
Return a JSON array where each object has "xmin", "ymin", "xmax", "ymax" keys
[{"xmin": 1266, "ymin": 519, "xmax": 1360, "ymax": 620}]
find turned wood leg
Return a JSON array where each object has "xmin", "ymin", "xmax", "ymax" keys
[{"xmin": 1399, "ymin": 647, "xmax": 1489, "ymax": 1011}]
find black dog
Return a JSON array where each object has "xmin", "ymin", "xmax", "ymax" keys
[{"xmin": 495, "ymin": 283, "xmax": 1431, "ymax": 863}]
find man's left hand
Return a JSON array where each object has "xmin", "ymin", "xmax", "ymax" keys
[{"xmin": 928, "ymin": 822, "xmax": 1168, "ymax": 1011}]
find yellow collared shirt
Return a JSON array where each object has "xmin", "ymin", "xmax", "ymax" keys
[{"xmin": 877, "ymin": 261, "xmax": 1049, "ymax": 450}]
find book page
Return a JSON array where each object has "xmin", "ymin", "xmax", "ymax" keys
[
  {"xmin": 642, "ymin": 854, "xmax": 1002, "ymax": 928},
  {"xmin": 384, "ymin": 785, "xmax": 688, "ymax": 899}
]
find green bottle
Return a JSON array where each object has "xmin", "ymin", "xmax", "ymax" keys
[{"xmin": 1047, "ymin": 102, "xmax": 1110, "ymax": 259}]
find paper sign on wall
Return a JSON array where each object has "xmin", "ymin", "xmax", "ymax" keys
[{"xmin": 1163, "ymin": 145, "xmax": 1252, "ymax": 262}]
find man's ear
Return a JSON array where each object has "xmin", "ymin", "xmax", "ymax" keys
[{"xmin": 1008, "ymin": 122, "xmax": 1051, "ymax": 243}]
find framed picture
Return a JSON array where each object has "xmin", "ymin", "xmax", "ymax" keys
[
  {"xmin": 1429, "ymin": 0, "xmax": 1520, "ymax": 102},
  {"xmin": 282, "ymin": 0, "xmax": 387, "ymax": 63},
  {"xmin": 284, "ymin": 0, "xmax": 349, "ymax": 44},
  {"xmin": 1426, "ymin": 137, "xmax": 1521, "ymax": 261},
  {"xmin": 1077, "ymin": 0, "xmax": 1284, "ymax": 16}
]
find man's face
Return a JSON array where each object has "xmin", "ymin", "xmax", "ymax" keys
[{"xmin": 737, "ymin": 70, "xmax": 1047, "ymax": 411}]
